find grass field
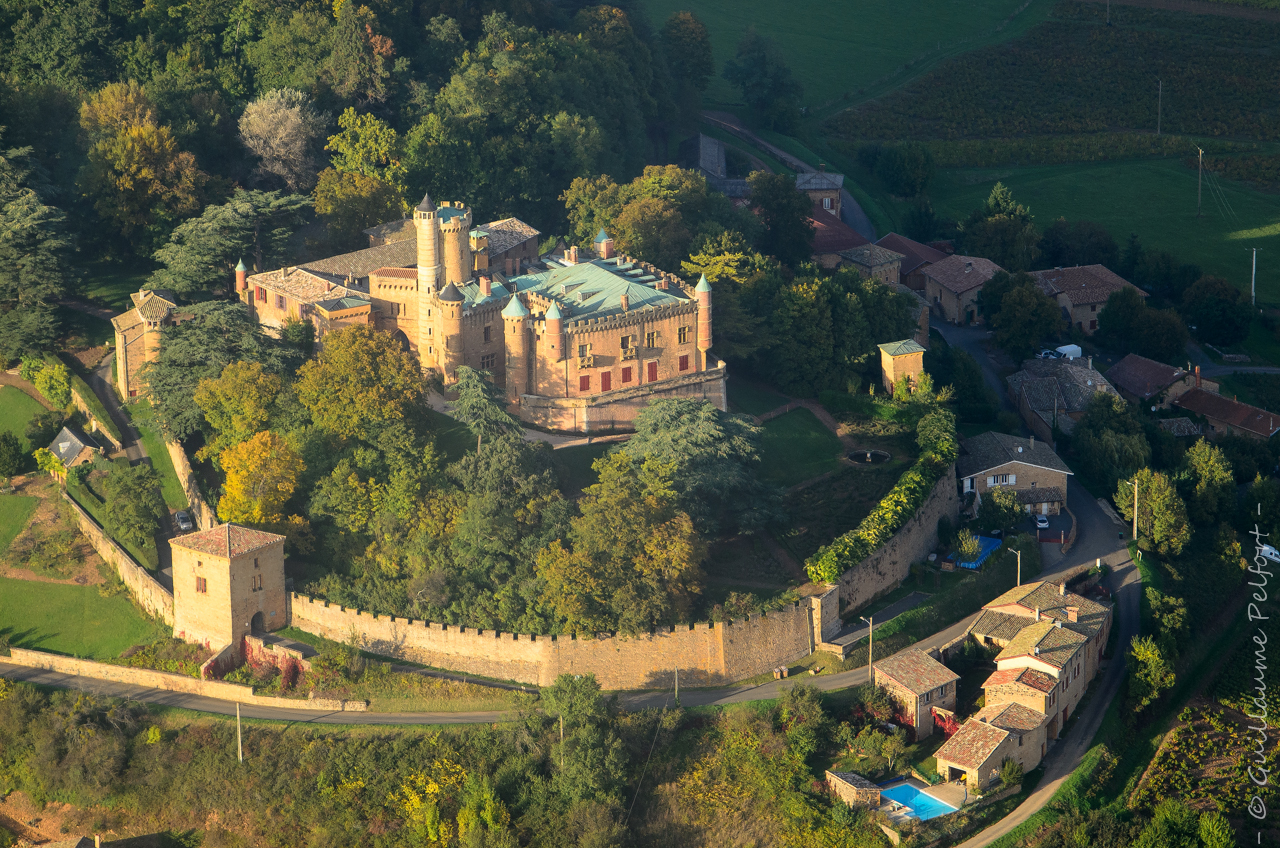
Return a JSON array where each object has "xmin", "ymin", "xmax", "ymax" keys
[
  {"xmin": 777, "ymin": 459, "xmax": 912, "ymax": 562},
  {"xmin": 726, "ymin": 377, "xmax": 788, "ymax": 416},
  {"xmin": 0, "ymin": 575, "xmax": 164, "ymax": 659},
  {"xmin": 0, "ymin": 495, "xmax": 39, "ymax": 555},
  {"xmin": 756, "ymin": 408, "xmax": 843, "ymax": 486},
  {"xmin": 126, "ymin": 401, "xmax": 188, "ymax": 510},
  {"xmin": 81, "ymin": 261, "xmax": 153, "ymax": 310},
  {"xmin": 0, "ymin": 386, "xmax": 46, "ymax": 450},
  {"xmin": 637, "ymin": 0, "xmax": 1054, "ymax": 108}
]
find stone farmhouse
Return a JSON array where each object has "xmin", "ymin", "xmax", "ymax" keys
[
  {"xmin": 872, "ymin": 648, "xmax": 959, "ymax": 739},
  {"xmin": 1030, "ymin": 265, "xmax": 1145, "ymax": 335},
  {"xmin": 810, "ymin": 203, "xmax": 868, "ymax": 269},
  {"xmin": 925, "ymin": 255, "xmax": 1003, "ymax": 324},
  {"xmin": 240, "ymin": 194, "xmax": 724, "ymax": 432},
  {"xmin": 956, "ymin": 431, "xmax": 1073, "ymax": 516},
  {"xmin": 111, "ymin": 288, "xmax": 183, "ymax": 399},
  {"xmin": 1175, "ymin": 388, "xmax": 1280, "ymax": 441},
  {"xmin": 839, "ymin": 243, "xmax": 905, "ymax": 285},
  {"xmin": 1106, "ymin": 354, "xmax": 1217, "ymax": 408},
  {"xmin": 934, "ymin": 701, "xmax": 1049, "ymax": 789},
  {"xmin": 796, "ymin": 167, "xmax": 844, "ymax": 216},
  {"xmin": 876, "ymin": 232, "xmax": 948, "ymax": 292},
  {"xmin": 46, "ymin": 426, "xmax": 101, "ymax": 473},
  {"xmin": 1006, "ymin": 357, "xmax": 1118, "ymax": 446}
]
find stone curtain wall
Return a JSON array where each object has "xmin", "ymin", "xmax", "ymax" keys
[
  {"xmin": 5, "ymin": 648, "xmax": 368, "ymax": 711},
  {"xmin": 68, "ymin": 389, "xmax": 122, "ymax": 453},
  {"xmin": 290, "ymin": 589, "xmax": 836, "ymax": 689},
  {"xmin": 836, "ymin": 467, "xmax": 959, "ymax": 612},
  {"xmin": 166, "ymin": 439, "xmax": 216, "ymax": 529},
  {"xmin": 61, "ymin": 491, "xmax": 174, "ymax": 625}
]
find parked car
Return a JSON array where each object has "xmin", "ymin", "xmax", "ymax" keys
[
  {"xmin": 175, "ymin": 510, "xmax": 194, "ymax": 532},
  {"xmin": 1035, "ymin": 515, "xmax": 1050, "ymax": 530},
  {"xmin": 1036, "ymin": 349, "xmax": 1062, "ymax": 360}
]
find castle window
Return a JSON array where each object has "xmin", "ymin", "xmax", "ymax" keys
[
  {"xmin": 579, "ymin": 375, "xmax": 591, "ymax": 392},
  {"xmin": 428, "ymin": 327, "xmax": 432, "ymax": 335},
  {"xmin": 578, "ymin": 343, "xmax": 589, "ymax": 358},
  {"xmin": 196, "ymin": 576, "xmax": 207, "ymax": 594},
  {"xmin": 647, "ymin": 361, "xmax": 658, "ymax": 382},
  {"xmin": 646, "ymin": 331, "xmax": 657, "ymax": 348},
  {"xmin": 483, "ymin": 326, "xmax": 492, "ymax": 343},
  {"xmin": 823, "ymin": 196, "xmax": 832, "ymax": 209},
  {"xmin": 680, "ymin": 355, "xmax": 690, "ymax": 372},
  {"xmin": 601, "ymin": 372, "xmax": 612, "ymax": 391},
  {"xmin": 622, "ymin": 366, "xmax": 633, "ymax": 383},
  {"xmin": 255, "ymin": 286, "xmax": 266, "ymax": 302},
  {"xmin": 678, "ymin": 326, "xmax": 690, "ymax": 345},
  {"xmin": 620, "ymin": 335, "xmax": 629, "ymax": 350},
  {"xmin": 481, "ymin": 353, "xmax": 496, "ymax": 370}
]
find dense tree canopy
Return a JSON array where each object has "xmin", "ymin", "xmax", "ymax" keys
[{"xmin": 722, "ymin": 28, "xmax": 803, "ymax": 131}]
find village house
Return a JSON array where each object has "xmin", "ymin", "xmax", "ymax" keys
[
  {"xmin": 45, "ymin": 426, "xmax": 101, "ymax": 474},
  {"xmin": 810, "ymin": 203, "xmax": 868, "ymax": 269},
  {"xmin": 110, "ymin": 288, "xmax": 183, "ymax": 399},
  {"xmin": 934, "ymin": 701, "xmax": 1049, "ymax": 789},
  {"xmin": 796, "ymin": 167, "xmax": 844, "ymax": 216},
  {"xmin": 924, "ymin": 255, "xmax": 1002, "ymax": 324},
  {"xmin": 838, "ymin": 243, "xmax": 905, "ymax": 285},
  {"xmin": 241, "ymin": 196, "xmax": 724, "ymax": 433},
  {"xmin": 956, "ymin": 431, "xmax": 1072, "ymax": 516},
  {"xmin": 873, "ymin": 648, "xmax": 960, "ymax": 739},
  {"xmin": 878, "ymin": 339, "xmax": 925, "ymax": 394},
  {"xmin": 1174, "ymin": 388, "xmax": 1280, "ymax": 441},
  {"xmin": 1030, "ymin": 265, "xmax": 1145, "ymax": 335},
  {"xmin": 1006, "ymin": 357, "xmax": 1117, "ymax": 446},
  {"xmin": 1105, "ymin": 354, "xmax": 1218, "ymax": 408},
  {"xmin": 876, "ymin": 233, "xmax": 948, "ymax": 292}
]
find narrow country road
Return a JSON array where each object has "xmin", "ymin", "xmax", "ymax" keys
[{"xmin": 929, "ymin": 318, "xmax": 1017, "ymax": 414}]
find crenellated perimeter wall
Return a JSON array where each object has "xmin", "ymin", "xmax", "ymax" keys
[{"xmin": 290, "ymin": 587, "xmax": 839, "ymax": 689}]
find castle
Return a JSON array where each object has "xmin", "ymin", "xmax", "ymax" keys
[{"xmin": 239, "ymin": 194, "xmax": 726, "ymax": 431}]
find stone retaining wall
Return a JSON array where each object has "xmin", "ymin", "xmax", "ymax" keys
[
  {"xmin": 836, "ymin": 465, "xmax": 960, "ymax": 612},
  {"xmin": 62, "ymin": 491, "xmax": 174, "ymax": 625},
  {"xmin": 166, "ymin": 438, "xmax": 216, "ymax": 529},
  {"xmin": 4, "ymin": 648, "xmax": 367, "ymax": 711},
  {"xmin": 68, "ymin": 387, "xmax": 122, "ymax": 453},
  {"xmin": 290, "ymin": 587, "xmax": 839, "ymax": 690}
]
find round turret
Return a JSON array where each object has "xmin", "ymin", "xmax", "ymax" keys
[
  {"xmin": 696, "ymin": 274, "xmax": 713, "ymax": 354},
  {"xmin": 503, "ymin": 296, "xmax": 530, "ymax": 402},
  {"xmin": 438, "ymin": 202, "xmax": 474, "ymax": 287},
  {"xmin": 545, "ymin": 302, "xmax": 565, "ymax": 362}
]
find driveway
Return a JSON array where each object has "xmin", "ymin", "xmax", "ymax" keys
[{"xmin": 929, "ymin": 319, "xmax": 1017, "ymax": 414}]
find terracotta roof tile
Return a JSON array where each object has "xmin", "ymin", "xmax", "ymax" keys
[
  {"xmin": 481, "ymin": 217, "xmax": 541, "ymax": 256},
  {"xmin": 973, "ymin": 701, "xmax": 1048, "ymax": 733},
  {"xmin": 1030, "ymin": 265, "xmax": 1144, "ymax": 307},
  {"xmin": 1175, "ymin": 388, "xmax": 1280, "ymax": 438},
  {"xmin": 1106, "ymin": 354, "xmax": 1188, "ymax": 401},
  {"xmin": 876, "ymin": 233, "xmax": 947, "ymax": 276},
  {"xmin": 996, "ymin": 619, "xmax": 1087, "ymax": 669},
  {"xmin": 810, "ymin": 203, "xmax": 869, "ymax": 253},
  {"xmin": 925, "ymin": 255, "xmax": 1002, "ymax": 295},
  {"xmin": 935, "ymin": 719, "xmax": 1009, "ymax": 769},
  {"xmin": 956, "ymin": 431, "xmax": 1072, "ymax": 479},
  {"xmin": 971, "ymin": 610, "xmax": 1029, "ymax": 643},
  {"xmin": 170, "ymin": 523, "xmax": 285, "ymax": 558},
  {"xmin": 875, "ymin": 648, "xmax": 959, "ymax": 695},
  {"xmin": 840, "ymin": 243, "xmax": 905, "ymax": 269},
  {"xmin": 983, "ymin": 666, "xmax": 1058, "ymax": 694},
  {"xmin": 372, "ymin": 267, "xmax": 418, "ymax": 279}
]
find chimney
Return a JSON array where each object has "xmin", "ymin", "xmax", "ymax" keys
[
  {"xmin": 95, "ymin": 838, "xmax": 101, "ymax": 848},
  {"xmin": 1067, "ymin": 606, "xmax": 1079, "ymax": 623},
  {"xmin": 1055, "ymin": 620, "xmax": 1063, "ymax": 629},
  {"xmin": 480, "ymin": 276, "xmax": 491, "ymax": 298},
  {"xmin": 1059, "ymin": 582, "xmax": 1066, "ymax": 596},
  {"xmin": 1035, "ymin": 606, "xmax": 1040, "ymax": 621},
  {"xmin": 965, "ymin": 261, "xmax": 973, "ymax": 273},
  {"xmin": 1087, "ymin": 356, "xmax": 1093, "ymax": 370},
  {"xmin": 1029, "ymin": 434, "xmax": 1034, "ymax": 447},
  {"xmin": 568, "ymin": 245, "xmax": 579, "ymax": 265},
  {"xmin": 819, "ymin": 163, "xmax": 826, "ymax": 172},
  {"xmin": 505, "ymin": 256, "xmax": 513, "ymax": 275},
  {"xmin": 620, "ymin": 293, "xmax": 629, "ymax": 311},
  {"xmin": 1033, "ymin": 646, "xmax": 1040, "ymax": 656},
  {"xmin": 1195, "ymin": 365, "xmax": 1201, "ymax": 388},
  {"xmin": 598, "ymin": 234, "xmax": 614, "ymax": 260}
]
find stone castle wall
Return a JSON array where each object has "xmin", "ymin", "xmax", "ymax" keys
[
  {"xmin": 61, "ymin": 491, "xmax": 174, "ymax": 625},
  {"xmin": 166, "ymin": 439, "xmax": 216, "ymax": 530},
  {"xmin": 836, "ymin": 465, "xmax": 959, "ymax": 612},
  {"xmin": 290, "ymin": 588, "xmax": 835, "ymax": 689}
]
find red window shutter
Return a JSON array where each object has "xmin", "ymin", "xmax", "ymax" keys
[
  {"xmin": 679, "ymin": 354, "xmax": 689, "ymax": 372},
  {"xmin": 647, "ymin": 361, "xmax": 658, "ymax": 382},
  {"xmin": 621, "ymin": 366, "xmax": 633, "ymax": 383},
  {"xmin": 601, "ymin": 372, "xmax": 611, "ymax": 391},
  {"xmin": 579, "ymin": 375, "xmax": 590, "ymax": 391},
  {"xmin": 256, "ymin": 286, "xmax": 266, "ymax": 302}
]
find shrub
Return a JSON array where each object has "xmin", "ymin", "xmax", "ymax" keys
[
  {"xmin": 33, "ymin": 361, "xmax": 71, "ymax": 409},
  {"xmin": 999, "ymin": 757, "xmax": 1023, "ymax": 789}
]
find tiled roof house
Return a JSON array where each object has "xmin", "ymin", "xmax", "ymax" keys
[
  {"xmin": 873, "ymin": 648, "xmax": 960, "ymax": 738},
  {"xmin": 1030, "ymin": 265, "xmax": 1145, "ymax": 335},
  {"xmin": 1006, "ymin": 358, "xmax": 1117, "ymax": 446},
  {"xmin": 1106, "ymin": 353, "xmax": 1217, "ymax": 408},
  {"xmin": 924, "ymin": 255, "xmax": 1002, "ymax": 324},
  {"xmin": 876, "ymin": 233, "xmax": 948, "ymax": 292},
  {"xmin": 956, "ymin": 431, "xmax": 1073, "ymax": 515},
  {"xmin": 1175, "ymin": 388, "xmax": 1280, "ymax": 441},
  {"xmin": 935, "ymin": 701, "xmax": 1049, "ymax": 788}
]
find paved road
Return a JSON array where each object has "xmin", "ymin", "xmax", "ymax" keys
[{"xmin": 929, "ymin": 319, "xmax": 1017, "ymax": 414}]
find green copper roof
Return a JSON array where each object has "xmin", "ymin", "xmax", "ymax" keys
[
  {"xmin": 501, "ymin": 296, "xmax": 530, "ymax": 318},
  {"xmin": 545, "ymin": 302, "xmax": 563, "ymax": 320},
  {"xmin": 235, "ymin": 258, "xmax": 247, "ymax": 272},
  {"xmin": 878, "ymin": 339, "xmax": 926, "ymax": 357},
  {"xmin": 594, "ymin": 229, "xmax": 611, "ymax": 243},
  {"xmin": 695, "ymin": 274, "xmax": 712, "ymax": 293},
  {"xmin": 437, "ymin": 206, "xmax": 467, "ymax": 222},
  {"xmin": 317, "ymin": 296, "xmax": 371, "ymax": 312}
]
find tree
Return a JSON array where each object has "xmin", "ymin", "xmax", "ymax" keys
[
  {"xmin": 327, "ymin": 1, "xmax": 394, "ymax": 105},
  {"xmin": 978, "ymin": 486, "xmax": 1023, "ymax": 534},
  {"xmin": 0, "ymin": 140, "xmax": 77, "ymax": 360},
  {"xmin": 1132, "ymin": 800, "xmax": 1201, "ymax": 848},
  {"xmin": 0, "ymin": 432, "xmax": 21, "ymax": 481},
  {"xmin": 875, "ymin": 143, "xmax": 934, "ymax": 197},
  {"xmin": 991, "ymin": 284, "xmax": 1062, "ymax": 360},
  {"xmin": 536, "ymin": 453, "xmax": 706, "ymax": 635},
  {"xmin": 1145, "ymin": 587, "xmax": 1187, "ymax": 661},
  {"xmin": 218, "ymin": 431, "xmax": 305, "ymax": 524},
  {"xmin": 960, "ymin": 182, "xmax": 1040, "ymax": 272},
  {"xmin": 25, "ymin": 410, "xmax": 64, "ymax": 449},
  {"xmin": 611, "ymin": 196, "xmax": 691, "ymax": 271},
  {"xmin": 680, "ymin": 231, "xmax": 773, "ymax": 362},
  {"xmin": 239, "ymin": 89, "xmax": 327, "ymax": 192},
  {"xmin": 296, "ymin": 325, "xmax": 425, "ymax": 439},
  {"xmin": 748, "ymin": 171, "xmax": 814, "ymax": 267},
  {"xmin": 1039, "ymin": 218, "xmax": 1119, "ymax": 270},
  {"xmin": 880, "ymin": 728, "xmax": 907, "ymax": 769},
  {"xmin": 1198, "ymin": 812, "xmax": 1237, "ymax": 848},
  {"xmin": 193, "ymin": 361, "xmax": 283, "ymax": 465},
  {"xmin": 1096, "ymin": 286, "xmax": 1145, "ymax": 347},
  {"xmin": 902, "ymin": 200, "xmax": 938, "ymax": 243},
  {"xmin": 1128, "ymin": 635, "xmax": 1175, "ymax": 714},
  {"xmin": 325, "ymin": 108, "xmax": 406, "ymax": 191},
  {"xmin": 1136, "ymin": 308, "xmax": 1190, "ymax": 364},
  {"xmin": 1183, "ymin": 438, "xmax": 1233, "ymax": 526},
  {"xmin": 661, "ymin": 12, "xmax": 713, "ymax": 122},
  {"xmin": 999, "ymin": 757, "xmax": 1023, "ymax": 789},
  {"xmin": 1116, "ymin": 468, "xmax": 1190, "ymax": 556},
  {"xmin": 313, "ymin": 168, "xmax": 404, "ymax": 253},
  {"xmin": 32, "ymin": 447, "xmax": 64, "ymax": 476},
  {"xmin": 722, "ymin": 28, "xmax": 803, "ymax": 131},
  {"xmin": 618, "ymin": 398, "xmax": 778, "ymax": 534},
  {"xmin": 977, "ymin": 271, "xmax": 1030, "ymax": 324},
  {"xmin": 1182, "ymin": 275, "xmax": 1252, "ymax": 346},
  {"xmin": 33, "ymin": 360, "xmax": 70, "ymax": 409},
  {"xmin": 99, "ymin": 463, "xmax": 166, "ymax": 552},
  {"xmin": 150, "ymin": 190, "xmax": 311, "ymax": 295},
  {"xmin": 7, "ymin": 0, "xmax": 112, "ymax": 93},
  {"xmin": 452, "ymin": 365, "xmax": 522, "ymax": 447},
  {"xmin": 956, "ymin": 529, "xmax": 981, "ymax": 561},
  {"xmin": 1070, "ymin": 393, "xmax": 1151, "ymax": 493}
]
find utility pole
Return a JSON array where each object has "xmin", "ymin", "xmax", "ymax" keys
[
  {"xmin": 1157, "ymin": 80, "xmax": 1162, "ymax": 136},
  {"xmin": 236, "ymin": 703, "xmax": 243, "ymax": 763},
  {"xmin": 1252, "ymin": 248, "xmax": 1258, "ymax": 307},
  {"xmin": 1129, "ymin": 478, "xmax": 1139, "ymax": 543},
  {"xmin": 862, "ymin": 615, "xmax": 874, "ymax": 682},
  {"xmin": 1197, "ymin": 147, "xmax": 1204, "ymax": 217},
  {"xmin": 1015, "ymin": 548, "xmax": 1022, "ymax": 587},
  {"xmin": 674, "ymin": 668, "xmax": 679, "ymax": 706}
]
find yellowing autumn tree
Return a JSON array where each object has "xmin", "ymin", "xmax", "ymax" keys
[
  {"xmin": 194, "ymin": 361, "xmax": 282, "ymax": 465},
  {"xmin": 218, "ymin": 431, "xmax": 305, "ymax": 524},
  {"xmin": 295, "ymin": 325, "xmax": 424, "ymax": 438}
]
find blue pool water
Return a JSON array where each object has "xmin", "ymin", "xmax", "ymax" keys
[
  {"xmin": 959, "ymin": 535, "xmax": 1003, "ymax": 570},
  {"xmin": 880, "ymin": 783, "xmax": 957, "ymax": 821}
]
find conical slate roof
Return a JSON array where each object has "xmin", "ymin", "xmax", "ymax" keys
[
  {"xmin": 438, "ymin": 282, "xmax": 464, "ymax": 302},
  {"xmin": 416, "ymin": 190, "xmax": 433, "ymax": 212}
]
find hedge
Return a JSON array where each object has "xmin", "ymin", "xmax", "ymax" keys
[
  {"xmin": 805, "ymin": 450, "xmax": 952, "ymax": 584},
  {"xmin": 53, "ymin": 353, "xmax": 124, "ymax": 445}
]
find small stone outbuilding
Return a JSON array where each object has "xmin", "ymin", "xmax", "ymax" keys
[
  {"xmin": 878, "ymin": 339, "xmax": 926, "ymax": 394},
  {"xmin": 826, "ymin": 771, "xmax": 881, "ymax": 808}
]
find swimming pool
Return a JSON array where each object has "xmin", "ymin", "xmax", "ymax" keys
[{"xmin": 880, "ymin": 783, "xmax": 957, "ymax": 821}]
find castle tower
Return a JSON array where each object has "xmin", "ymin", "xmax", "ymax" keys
[
  {"xmin": 170, "ymin": 523, "xmax": 287, "ymax": 657},
  {"xmin": 594, "ymin": 229, "xmax": 615, "ymax": 260},
  {"xmin": 502, "ymin": 295, "xmax": 530, "ymax": 403},
  {"xmin": 545, "ymin": 301, "xmax": 565, "ymax": 362},
  {"xmin": 439, "ymin": 202, "xmax": 474, "ymax": 287},
  {"xmin": 696, "ymin": 274, "xmax": 713, "ymax": 370},
  {"xmin": 235, "ymin": 258, "xmax": 247, "ymax": 291},
  {"xmin": 414, "ymin": 192, "xmax": 442, "ymax": 365},
  {"xmin": 438, "ymin": 282, "xmax": 465, "ymax": 380}
]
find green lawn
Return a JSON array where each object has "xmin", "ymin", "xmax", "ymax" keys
[
  {"xmin": 638, "ymin": 0, "xmax": 1054, "ymax": 108},
  {"xmin": 56, "ymin": 305, "xmax": 114, "ymax": 349},
  {"xmin": 928, "ymin": 158, "xmax": 1280, "ymax": 303},
  {"xmin": 0, "ymin": 575, "xmax": 165, "ymax": 660},
  {"xmin": 67, "ymin": 478, "xmax": 161, "ymax": 571},
  {"xmin": 756, "ymin": 408, "xmax": 843, "ymax": 486},
  {"xmin": 0, "ymin": 386, "xmax": 47, "ymax": 470},
  {"xmin": 0, "ymin": 495, "xmax": 38, "ymax": 555},
  {"xmin": 727, "ymin": 377, "xmax": 789, "ymax": 417},
  {"xmin": 425, "ymin": 407, "xmax": 476, "ymax": 463},
  {"xmin": 551, "ymin": 442, "xmax": 613, "ymax": 494},
  {"xmin": 81, "ymin": 261, "xmax": 153, "ymax": 310}
]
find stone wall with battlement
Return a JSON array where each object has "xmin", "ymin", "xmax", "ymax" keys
[
  {"xmin": 289, "ymin": 586, "xmax": 836, "ymax": 689},
  {"xmin": 835, "ymin": 464, "xmax": 960, "ymax": 613}
]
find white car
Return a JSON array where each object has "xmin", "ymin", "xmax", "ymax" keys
[
  {"xmin": 1035, "ymin": 515, "xmax": 1050, "ymax": 530},
  {"xmin": 1036, "ymin": 349, "xmax": 1062, "ymax": 360},
  {"xmin": 175, "ymin": 510, "xmax": 194, "ymax": 532}
]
